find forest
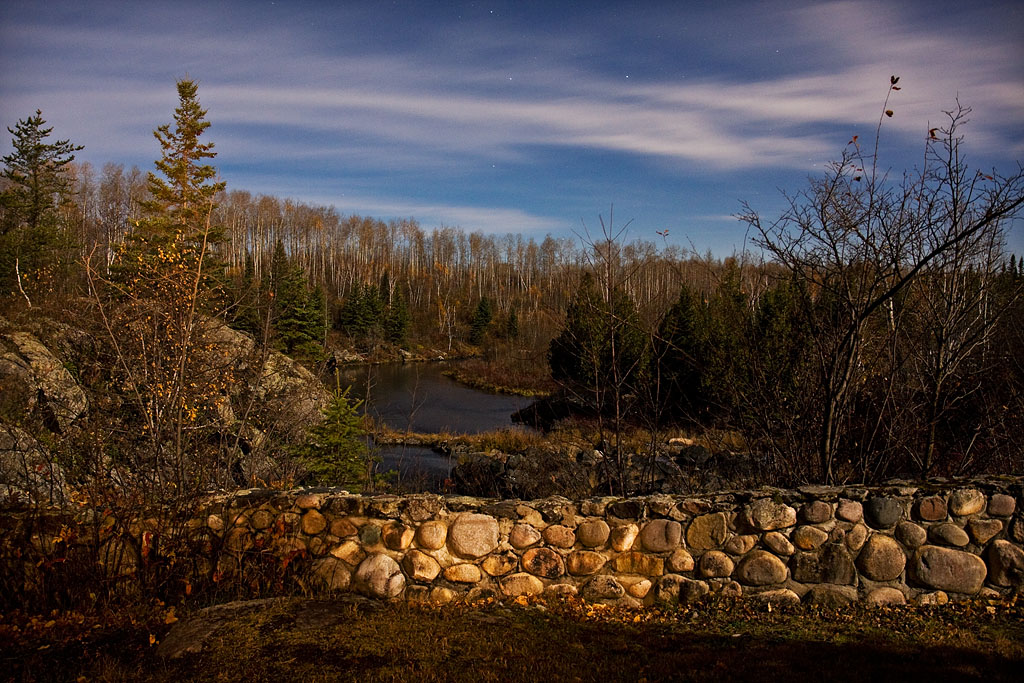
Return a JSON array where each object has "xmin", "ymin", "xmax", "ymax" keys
[{"xmin": 2, "ymin": 77, "xmax": 1024, "ymax": 509}]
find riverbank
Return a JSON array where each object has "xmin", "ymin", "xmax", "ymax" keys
[
  {"xmin": 441, "ymin": 357, "xmax": 556, "ymax": 397},
  {"xmin": 370, "ymin": 423, "xmax": 547, "ymax": 453}
]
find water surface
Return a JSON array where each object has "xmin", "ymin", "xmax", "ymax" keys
[{"xmin": 333, "ymin": 362, "xmax": 535, "ymax": 488}]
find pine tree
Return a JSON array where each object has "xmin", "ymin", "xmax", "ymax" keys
[
  {"xmin": 336, "ymin": 283, "xmax": 384, "ymax": 340},
  {"xmin": 549, "ymin": 273, "xmax": 608, "ymax": 397},
  {"xmin": 115, "ymin": 79, "xmax": 226, "ymax": 305},
  {"xmin": 1, "ymin": 110, "xmax": 82, "ymax": 301},
  {"xmin": 384, "ymin": 286, "xmax": 410, "ymax": 345},
  {"xmin": 654, "ymin": 284, "xmax": 704, "ymax": 419},
  {"xmin": 469, "ymin": 296, "xmax": 493, "ymax": 345},
  {"xmin": 140, "ymin": 79, "xmax": 225, "ymax": 249},
  {"xmin": 505, "ymin": 305, "xmax": 519, "ymax": 340},
  {"xmin": 275, "ymin": 259, "xmax": 322, "ymax": 356},
  {"xmin": 293, "ymin": 386, "xmax": 370, "ymax": 489},
  {"xmin": 231, "ymin": 253, "xmax": 266, "ymax": 337}
]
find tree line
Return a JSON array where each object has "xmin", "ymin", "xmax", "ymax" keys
[
  {"xmin": 547, "ymin": 80, "xmax": 1024, "ymax": 490},
  {"xmin": 2, "ymin": 77, "xmax": 1023, "ymax": 494}
]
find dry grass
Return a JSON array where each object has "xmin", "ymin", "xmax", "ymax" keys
[
  {"xmin": 4, "ymin": 595, "xmax": 1022, "ymax": 682},
  {"xmin": 444, "ymin": 357, "xmax": 557, "ymax": 397}
]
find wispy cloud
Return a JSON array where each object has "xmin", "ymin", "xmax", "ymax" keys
[{"xmin": 1, "ymin": 0, "xmax": 1021, "ymax": 253}]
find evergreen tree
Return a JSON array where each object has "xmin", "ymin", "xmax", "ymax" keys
[
  {"xmin": 336, "ymin": 283, "xmax": 384, "ymax": 340},
  {"xmin": 701, "ymin": 261, "xmax": 751, "ymax": 415},
  {"xmin": 1, "ymin": 110, "xmax": 82, "ymax": 300},
  {"xmin": 505, "ymin": 305, "xmax": 519, "ymax": 340},
  {"xmin": 231, "ymin": 253, "xmax": 266, "ymax": 338},
  {"xmin": 115, "ymin": 79, "xmax": 226, "ymax": 306},
  {"xmin": 305, "ymin": 284, "xmax": 327, "ymax": 350},
  {"xmin": 293, "ymin": 386, "xmax": 370, "ymax": 489},
  {"xmin": 469, "ymin": 296, "xmax": 493, "ymax": 345},
  {"xmin": 549, "ymin": 273, "xmax": 610, "ymax": 404},
  {"xmin": 275, "ymin": 260, "xmax": 322, "ymax": 356},
  {"xmin": 384, "ymin": 286, "xmax": 410, "ymax": 345},
  {"xmin": 140, "ymin": 79, "xmax": 225, "ymax": 249},
  {"xmin": 654, "ymin": 284, "xmax": 704, "ymax": 419}
]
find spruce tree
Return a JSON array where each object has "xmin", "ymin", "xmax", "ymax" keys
[
  {"xmin": 469, "ymin": 296, "xmax": 493, "ymax": 345},
  {"xmin": 275, "ymin": 260, "xmax": 321, "ymax": 356},
  {"xmin": 549, "ymin": 273, "xmax": 608, "ymax": 396},
  {"xmin": 1, "ymin": 110, "xmax": 82, "ymax": 300},
  {"xmin": 655, "ymin": 284, "xmax": 704, "ymax": 419},
  {"xmin": 505, "ymin": 305, "xmax": 519, "ymax": 340},
  {"xmin": 294, "ymin": 386, "xmax": 369, "ymax": 489},
  {"xmin": 384, "ymin": 286, "xmax": 410, "ymax": 345},
  {"xmin": 141, "ymin": 79, "xmax": 225, "ymax": 249}
]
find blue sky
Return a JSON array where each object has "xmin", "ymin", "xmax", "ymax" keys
[{"xmin": 2, "ymin": 0, "xmax": 1022, "ymax": 255}]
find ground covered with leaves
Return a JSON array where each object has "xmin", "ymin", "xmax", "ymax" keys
[{"xmin": 2, "ymin": 595, "xmax": 1022, "ymax": 682}]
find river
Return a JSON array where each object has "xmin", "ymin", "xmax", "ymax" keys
[{"xmin": 334, "ymin": 362, "xmax": 536, "ymax": 489}]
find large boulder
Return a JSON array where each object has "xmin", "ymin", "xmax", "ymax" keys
[
  {"xmin": 0, "ymin": 424, "xmax": 68, "ymax": 504},
  {"xmin": 911, "ymin": 545, "xmax": 987, "ymax": 594},
  {"xmin": 0, "ymin": 331, "xmax": 87, "ymax": 432},
  {"xmin": 986, "ymin": 540, "xmax": 1024, "ymax": 587},
  {"xmin": 856, "ymin": 534, "xmax": 906, "ymax": 582},
  {"xmin": 354, "ymin": 553, "xmax": 405, "ymax": 599},
  {"xmin": 212, "ymin": 324, "xmax": 329, "ymax": 433},
  {"xmin": 447, "ymin": 513, "xmax": 499, "ymax": 558}
]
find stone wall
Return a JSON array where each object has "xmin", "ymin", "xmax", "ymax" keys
[{"xmin": 8, "ymin": 478, "xmax": 1024, "ymax": 607}]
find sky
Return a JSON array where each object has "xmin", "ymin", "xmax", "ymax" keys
[{"xmin": 1, "ymin": 0, "xmax": 1022, "ymax": 256}]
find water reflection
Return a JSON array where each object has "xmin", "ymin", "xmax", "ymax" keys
[
  {"xmin": 333, "ymin": 362, "xmax": 535, "ymax": 488},
  {"xmin": 336, "ymin": 362, "xmax": 534, "ymax": 434}
]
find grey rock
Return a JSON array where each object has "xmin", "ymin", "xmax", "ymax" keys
[
  {"xmin": 986, "ymin": 540, "xmax": 1024, "ymax": 587},
  {"xmin": 354, "ymin": 554, "xmax": 406, "ymax": 599},
  {"xmin": 583, "ymin": 575, "xmax": 625, "ymax": 600},
  {"xmin": 0, "ymin": 425, "xmax": 67, "ymax": 504},
  {"xmin": 448, "ymin": 513, "xmax": 499, "ymax": 558},
  {"xmin": 912, "ymin": 545, "xmax": 987, "ymax": 594},
  {"xmin": 1, "ymin": 331, "xmax": 87, "ymax": 432},
  {"xmin": 865, "ymin": 497, "xmax": 903, "ymax": 529}
]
